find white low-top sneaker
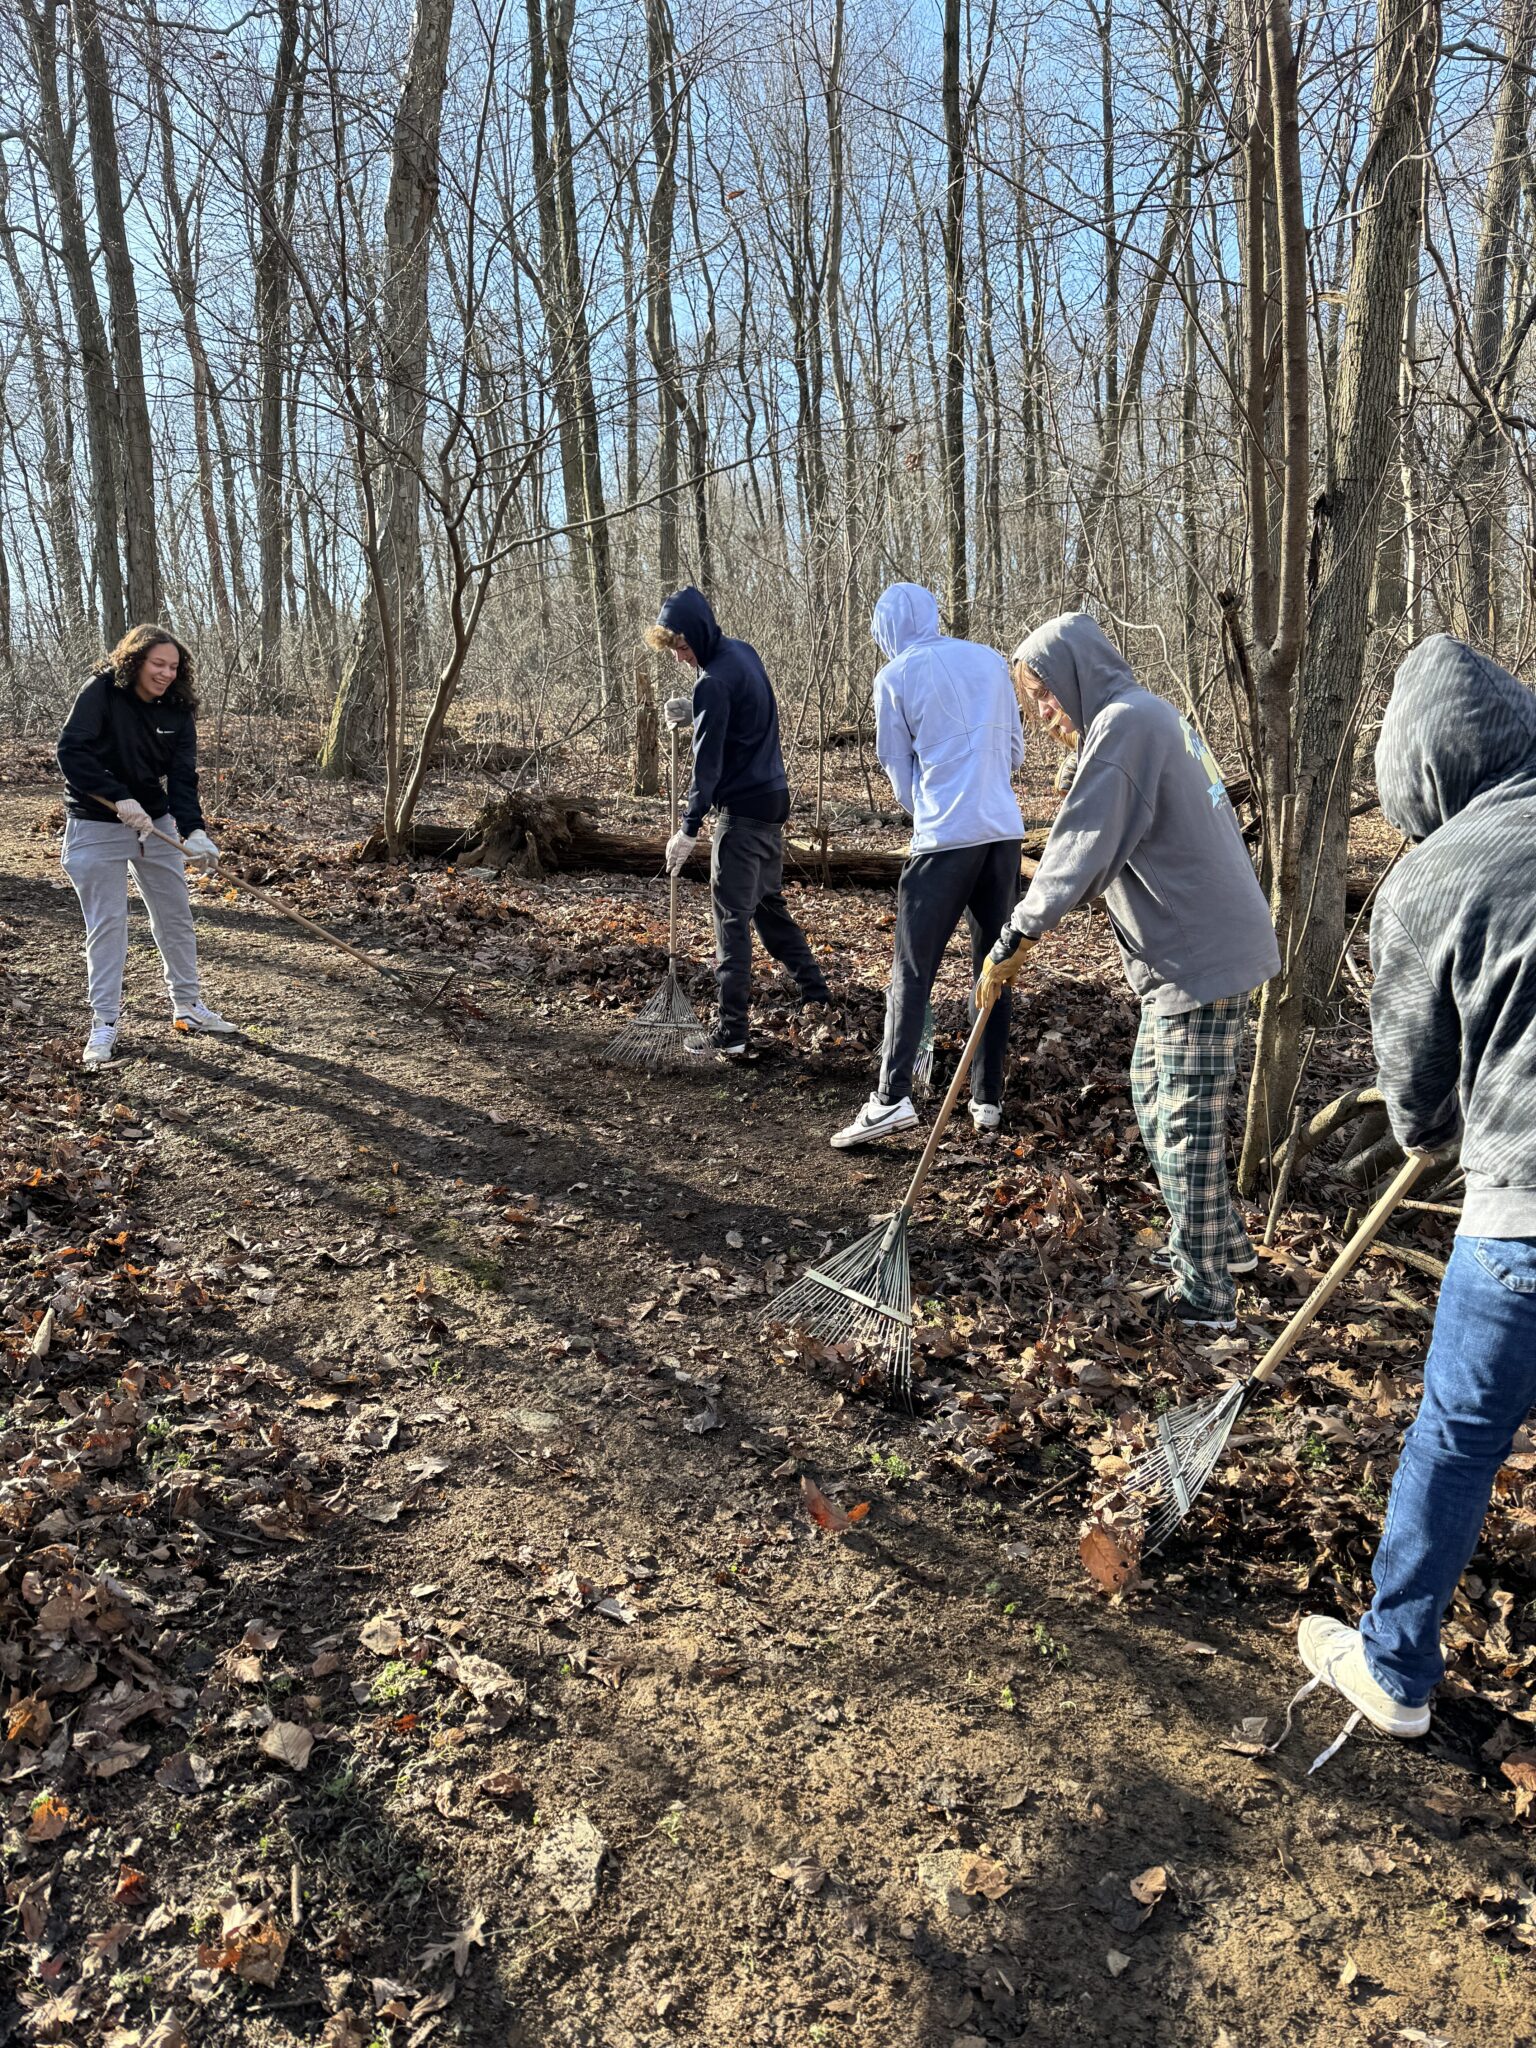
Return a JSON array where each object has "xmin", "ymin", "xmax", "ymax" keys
[
  {"xmin": 82, "ymin": 1022, "xmax": 119, "ymax": 1067},
  {"xmin": 1297, "ymin": 1615, "xmax": 1431, "ymax": 1738},
  {"xmin": 969, "ymin": 1101, "xmax": 1001, "ymax": 1133},
  {"xmin": 830, "ymin": 1094, "xmax": 919, "ymax": 1150},
  {"xmin": 173, "ymin": 1002, "xmax": 238, "ymax": 1035}
]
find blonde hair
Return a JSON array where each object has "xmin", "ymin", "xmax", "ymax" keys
[{"xmin": 644, "ymin": 624, "xmax": 692, "ymax": 657}]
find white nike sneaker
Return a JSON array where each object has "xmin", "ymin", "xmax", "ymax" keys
[
  {"xmin": 969, "ymin": 1101, "xmax": 1001, "ymax": 1133},
  {"xmin": 1297, "ymin": 1616, "xmax": 1430, "ymax": 1738},
  {"xmin": 83, "ymin": 1022, "xmax": 119, "ymax": 1067},
  {"xmin": 830, "ymin": 1094, "xmax": 919, "ymax": 1150},
  {"xmin": 173, "ymin": 1002, "xmax": 238, "ymax": 1036}
]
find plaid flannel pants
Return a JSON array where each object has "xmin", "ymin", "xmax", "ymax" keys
[{"xmin": 1130, "ymin": 994, "xmax": 1253, "ymax": 1318}]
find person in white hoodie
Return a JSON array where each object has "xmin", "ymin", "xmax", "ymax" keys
[{"xmin": 832, "ymin": 584, "xmax": 1026, "ymax": 1148}]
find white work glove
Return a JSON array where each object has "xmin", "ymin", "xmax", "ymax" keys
[
  {"xmin": 115, "ymin": 798, "xmax": 153, "ymax": 839},
  {"xmin": 181, "ymin": 828, "xmax": 219, "ymax": 873},
  {"xmin": 663, "ymin": 696, "xmax": 693, "ymax": 730},
  {"xmin": 665, "ymin": 829, "xmax": 699, "ymax": 875}
]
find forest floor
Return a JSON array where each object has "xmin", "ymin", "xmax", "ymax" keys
[{"xmin": 3, "ymin": 745, "xmax": 1535, "ymax": 2048}]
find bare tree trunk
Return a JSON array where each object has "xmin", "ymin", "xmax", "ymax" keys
[
  {"xmin": 74, "ymin": 0, "xmax": 160, "ymax": 623},
  {"xmin": 940, "ymin": 0, "xmax": 970, "ymax": 634},
  {"xmin": 255, "ymin": 0, "xmax": 302, "ymax": 692},
  {"xmin": 1241, "ymin": 0, "xmax": 1437, "ymax": 1190},
  {"xmin": 319, "ymin": 0, "xmax": 454, "ymax": 779},
  {"xmin": 1235, "ymin": 0, "xmax": 1312, "ymax": 1194},
  {"xmin": 1463, "ymin": 0, "xmax": 1535, "ymax": 645},
  {"xmin": 22, "ymin": 0, "xmax": 125, "ymax": 642},
  {"xmin": 0, "ymin": 158, "xmax": 86, "ymax": 632},
  {"xmin": 643, "ymin": 0, "xmax": 683, "ymax": 596}
]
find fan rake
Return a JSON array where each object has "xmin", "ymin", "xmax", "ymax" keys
[
  {"xmin": 604, "ymin": 726, "xmax": 706, "ymax": 1069},
  {"xmin": 765, "ymin": 989, "xmax": 997, "ymax": 1399},
  {"xmin": 1124, "ymin": 1150, "xmax": 1435, "ymax": 1552}
]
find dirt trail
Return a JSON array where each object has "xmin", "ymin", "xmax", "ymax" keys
[{"xmin": 2, "ymin": 780, "xmax": 1532, "ymax": 2048}]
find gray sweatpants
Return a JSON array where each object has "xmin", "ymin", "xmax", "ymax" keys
[
  {"xmin": 61, "ymin": 814, "xmax": 202, "ymax": 1025},
  {"xmin": 878, "ymin": 839, "xmax": 1022, "ymax": 1108}
]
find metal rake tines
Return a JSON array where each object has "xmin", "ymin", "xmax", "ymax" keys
[
  {"xmin": 764, "ymin": 1218, "xmax": 914, "ymax": 1394},
  {"xmin": 603, "ymin": 965, "xmax": 705, "ymax": 1069},
  {"xmin": 1122, "ymin": 1379, "xmax": 1249, "ymax": 1553}
]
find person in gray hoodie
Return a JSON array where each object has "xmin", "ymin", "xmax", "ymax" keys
[
  {"xmin": 979, "ymin": 612, "xmax": 1279, "ymax": 1329},
  {"xmin": 1295, "ymin": 636, "xmax": 1536, "ymax": 1742}
]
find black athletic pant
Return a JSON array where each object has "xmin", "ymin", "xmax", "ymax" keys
[
  {"xmin": 878, "ymin": 839, "xmax": 1022, "ymax": 1108},
  {"xmin": 711, "ymin": 810, "xmax": 829, "ymax": 1036}
]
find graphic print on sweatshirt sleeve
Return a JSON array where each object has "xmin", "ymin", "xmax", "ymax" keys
[{"xmin": 1180, "ymin": 716, "xmax": 1228, "ymax": 810}]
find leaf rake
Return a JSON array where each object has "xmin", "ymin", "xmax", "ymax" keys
[
  {"xmin": 1124, "ymin": 1150, "xmax": 1436, "ymax": 1552},
  {"xmin": 604, "ymin": 727, "xmax": 706, "ymax": 1070},
  {"xmin": 765, "ymin": 990, "xmax": 997, "ymax": 1399}
]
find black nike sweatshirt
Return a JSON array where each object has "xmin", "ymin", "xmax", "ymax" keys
[{"xmin": 57, "ymin": 669, "xmax": 205, "ymax": 835}]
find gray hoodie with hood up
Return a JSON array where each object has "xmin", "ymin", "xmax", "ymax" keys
[
  {"xmin": 1371, "ymin": 634, "xmax": 1536, "ymax": 1237},
  {"xmin": 1008, "ymin": 613, "xmax": 1279, "ymax": 1012}
]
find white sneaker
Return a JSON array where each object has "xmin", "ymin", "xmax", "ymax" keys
[
  {"xmin": 969, "ymin": 1101, "xmax": 1001, "ymax": 1133},
  {"xmin": 83, "ymin": 1022, "xmax": 119, "ymax": 1067},
  {"xmin": 173, "ymin": 1002, "xmax": 238, "ymax": 1036},
  {"xmin": 830, "ymin": 1094, "xmax": 919, "ymax": 1150},
  {"xmin": 1297, "ymin": 1616, "xmax": 1430, "ymax": 1739}
]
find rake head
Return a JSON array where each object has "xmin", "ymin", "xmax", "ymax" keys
[
  {"xmin": 764, "ymin": 1215, "xmax": 914, "ymax": 1397},
  {"xmin": 603, "ymin": 962, "xmax": 705, "ymax": 1070},
  {"xmin": 1121, "ymin": 1377, "xmax": 1253, "ymax": 1553},
  {"xmin": 911, "ymin": 1002, "xmax": 937, "ymax": 1098}
]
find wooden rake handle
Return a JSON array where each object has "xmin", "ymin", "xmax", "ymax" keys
[
  {"xmin": 666, "ymin": 725, "xmax": 680, "ymax": 963},
  {"xmin": 1249, "ymin": 1148, "xmax": 1438, "ymax": 1389},
  {"xmin": 891, "ymin": 987, "xmax": 1001, "ymax": 1230},
  {"xmin": 88, "ymin": 793, "xmax": 429, "ymax": 995}
]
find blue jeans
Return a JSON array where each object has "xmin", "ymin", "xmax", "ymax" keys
[{"xmin": 1360, "ymin": 1236, "xmax": 1536, "ymax": 1706}]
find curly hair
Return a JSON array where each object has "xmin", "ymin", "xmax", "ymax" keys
[
  {"xmin": 644, "ymin": 624, "xmax": 692, "ymax": 658},
  {"xmin": 104, "ymin": 623, "xmax": 198, "ymax": 710}
]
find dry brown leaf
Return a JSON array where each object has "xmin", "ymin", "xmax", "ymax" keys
[
  {"xmin": 1128, "ymin": 1864, "xmax": 1169, "ymax": 1907},
  {"xmin": 6, "ymin": 1695, "xmax": 53, "ymax": 1747},
  {"xmin": 420, "ymin": 1906, "xmax": 489, "ymax": 1977},
  {"xmin": 1079, "ymin": 1516, "xmax": 1141, "ymax": 1595},
  {"xmin": 1501, "ymin": 1749, "xmax": 1536, "ymax": 1818},
  {"xmin": 770, "ymin": 1854, "xmax": 828, "ymax": 1896},
  {"xmin": 260, "ymin": 1721, "xmax": 315, "ymax": 1771},
  {"xmin": 956, "ymin": 1852, "xmax": 1011, "ymax": 1900},
  {"xmin": 359, "ymin": 1613, "xmax": 404, "ymax": 1656},
  {"xmin": 26, "ymin": 1793, "xmax": 72, "ymax": 1843}
]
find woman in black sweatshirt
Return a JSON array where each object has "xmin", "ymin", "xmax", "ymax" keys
[{"xmin": 56, "ymin": 623, "xmax": 237, "ymax": 1066}]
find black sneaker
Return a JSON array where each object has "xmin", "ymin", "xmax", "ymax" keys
[
  {"xmin": 800, "ymin": 989, "xmax": 833, "ymax": 1009},
  {"xmin": 1146, "ymin": 1288, "xmax": 1237, "ymax": 1334},
  {"xmin": 686, "ymin": 1025, "xmax": 748, "ymax": 1058}
]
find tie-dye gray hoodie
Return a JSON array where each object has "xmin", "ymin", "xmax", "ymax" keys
[
  {"xmin": 1007, "ymin": 613, "xmax": 1279, "ymax": 1011},
  {"xmin": 1371, "ymin": 634, "xmax": 1536, "ymax": 1236}
]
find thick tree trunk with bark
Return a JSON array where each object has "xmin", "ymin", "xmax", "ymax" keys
[
  {"xmin": 1241, "ymin": 0, "xmax": 1438, "ymax": 1190},
  {"xmin": 74, "ymin": 0, "xmax": 160, "ymax": 625},
  {"xmin": 22, "ymin": 0, "xmax": 125, "ymax": 643},
  {"xmin": 318, "ymin": 0, "xmax": 454, "ymax": 779}
]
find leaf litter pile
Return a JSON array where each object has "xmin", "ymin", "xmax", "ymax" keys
[{"xmin": 6, "ymin": 756, "xmax": 1536, "ymax": 2044}]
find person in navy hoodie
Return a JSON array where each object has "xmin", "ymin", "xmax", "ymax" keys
[{"xmin": 645, "ymin": 588, "xmax": 829, "ymax": 1054}]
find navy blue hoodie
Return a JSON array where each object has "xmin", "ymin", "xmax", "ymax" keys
[
  {"xmin": 58, "ymin": 668, "xmax": 204, "ymax": 834},
  {"xmin": 1370, "ymin": 634, "xmax": 1536, "ymax": 1237},
  {"xmin": 658, "ymin": 588, "xmax": 790, "ymax": 835}
]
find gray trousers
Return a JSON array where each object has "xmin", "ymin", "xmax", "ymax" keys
[
  {"xmin": 61, "ymin": 814, "xmax": 202, "ymax": 1024},
  {"xmin": 711, "ymin": 810, "xmax": 829, "ymax": 1035},
  {"xmin": 879, "ymin": 839, "xmax": 1021, "ymax": 1108}
]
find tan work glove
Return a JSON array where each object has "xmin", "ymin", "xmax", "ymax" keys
[{"xmin": 975, "ymin": 926, "xmax": 1036, "ymax": 1006}]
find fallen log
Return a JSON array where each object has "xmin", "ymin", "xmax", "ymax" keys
[{"xmin": 359, "ymin": 794, "xmax": 1047, "ymax": 888}]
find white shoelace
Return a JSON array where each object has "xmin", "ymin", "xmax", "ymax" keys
[{"xmin": 1265, "ymin": 1674, "xmax": 1363, "ymax": 1774}]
